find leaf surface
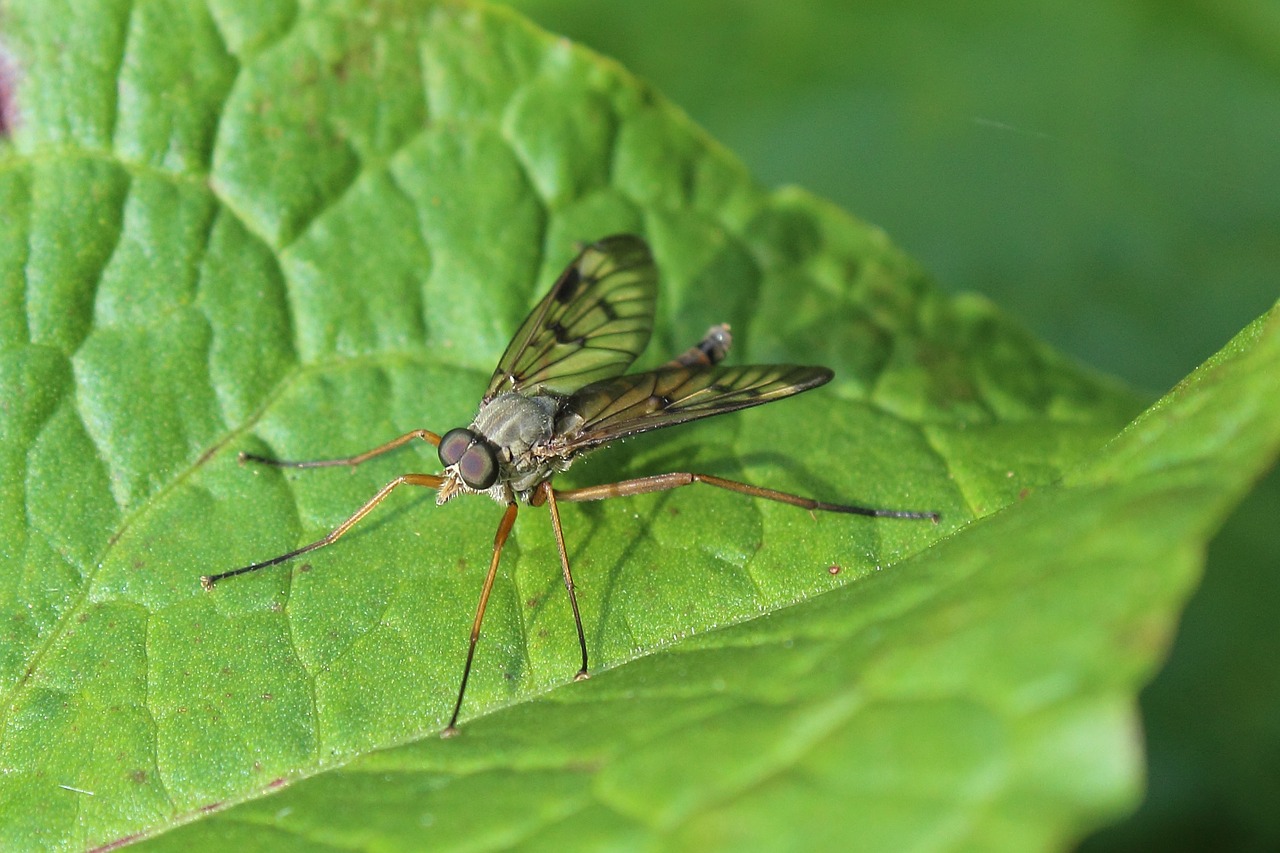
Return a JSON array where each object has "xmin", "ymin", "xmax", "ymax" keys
[{"xmin": 2, "ymin": 2, "xmax": 1272, "ymax": 850}]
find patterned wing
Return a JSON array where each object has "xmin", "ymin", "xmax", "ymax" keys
[
  {"xmin": 485, "ymin": 235, "xmax": 657, "ymax": 400},
  {"xmin": 554, "ymin": 363, "xmax": 834, "ymax": 452}
]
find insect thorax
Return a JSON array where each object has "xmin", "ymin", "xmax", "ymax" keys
[{"xmin": 472, "ymin": 392, "xmax": 569, "ymax": 497}]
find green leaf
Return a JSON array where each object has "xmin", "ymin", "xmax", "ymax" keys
[
  {"xmin": 0, "ymin": 2, "xmax": 1273, "ymax": 851},
  {"xmin": 502, "ymin": 4, "xmax": 1280, "ymax": 847}
]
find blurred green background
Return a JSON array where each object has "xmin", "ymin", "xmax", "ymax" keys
[{"xmin": 507, "ymin": 1, "xmax": 1280, "ymax": 848}]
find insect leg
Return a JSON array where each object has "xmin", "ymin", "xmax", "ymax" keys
[
  {"xmin": 240, "ymin": 429, "xmax": 442, "ymax": 469},
  {"xmin": 554, "ymin": 472, "xmax": 940, "ymax": 521},
  {"xmin": 200, "ymin": 473, "xmax": 445, "ymax": 590},
  {"xmin": 444, "ymin": 500, "xmax": 520, "ymax": 738},
  {"xmin": 530, "ymin": 482, "xmax": 590, "ymax": 680}
]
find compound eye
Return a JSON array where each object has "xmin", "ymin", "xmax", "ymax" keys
[
  {"xmin": 438, "ymin": 428, "xmax": 474, "ymax": 467},
  {"xmin": 458, "ymin": 444, "xmax": 498, "ymax": 490}
]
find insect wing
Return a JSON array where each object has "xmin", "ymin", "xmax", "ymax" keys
[
  {"xmin": 485, "ymin": 235, "xmax": 657, "ymax": 400},
  {"xmin": 557, "ymin": 363, "xmax": 834, "ymax": 452}
]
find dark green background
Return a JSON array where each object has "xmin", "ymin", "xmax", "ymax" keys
[{"xmin": 507, "ymin": 1, "xmax": 1280, "ymax": 848}]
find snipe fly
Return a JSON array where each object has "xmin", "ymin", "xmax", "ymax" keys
[{"xmin": 202, "ymin": 235, "xmax": 938, "ymax": 736}]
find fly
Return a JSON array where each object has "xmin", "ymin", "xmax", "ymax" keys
[{"xmin": 201, "ymin": 235, "xmax": 939, "ymax": 736}]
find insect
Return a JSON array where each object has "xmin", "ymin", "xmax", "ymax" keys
[{"xmin": 201, "ymin": 235, "xmax": 939, "ymax": 736}]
